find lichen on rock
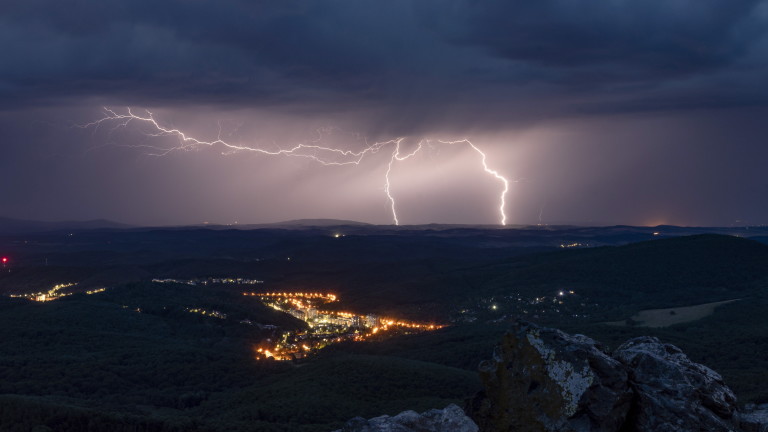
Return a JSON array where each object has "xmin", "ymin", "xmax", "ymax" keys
[
  {"xmin": 468, "ymin": 321, "xmax": 632, "ymax": 432},
  {"xmin": 337, "ymin": 322, "xmax": 768, "ymax": 432}
]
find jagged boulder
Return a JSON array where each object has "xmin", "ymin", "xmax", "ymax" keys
[
  {"xmin": 614, "ymin": 336, "xmax": 739, "ymax": 432},
  {"xmin": 338, "ymin": 324, "xmax": 764, "ymax": 432},
  {"xmin": 468, "ymin": 321, "xmax": 632, "ymax": 432},
  {"xmin": 738, "ymin": 404, "xmax": 768, "ymax": 432},
  {"xmin": 333, "ymin": 404, "xmax": 478, "ymax": 432}
]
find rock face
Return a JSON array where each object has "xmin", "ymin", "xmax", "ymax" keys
[
  {"xmin": 469, "ymin": 321, "xmax": 761, "ymax": 432},
  {"xmin": 738, "ymin": 404, "xmax": 768, "ymax": 432},
  {"xmin": 614, "ymin": 336, "xmax": 738, "ymax": 432},
  {"xmin": 467, "ymin": 322, "xmax": 632, "ymax": 432},
  {"xmin": 336, "ymin": 322, "xmax": 768, "ymax": 432},
  {"xmin": 333, "ymin": 404, "xmax": 478, "ymax": 432}
]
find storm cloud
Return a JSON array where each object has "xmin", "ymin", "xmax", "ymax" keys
[
  {"xmin": 1, "ymin": 1, "xmax": 767, "ymax": 225},
  {"xmin": 3, "ymin": 1, "xmax": 766, "ymax": 117}
]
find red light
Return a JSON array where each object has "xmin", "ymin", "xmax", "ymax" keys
[{"xmin": 1, "ymin": 257, "xmax": 6, "ymax": 264}]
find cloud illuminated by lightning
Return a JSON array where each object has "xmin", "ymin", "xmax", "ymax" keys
[{"xmin": 81, "ymin": 108, "xmax": 511, "ymax": 225}]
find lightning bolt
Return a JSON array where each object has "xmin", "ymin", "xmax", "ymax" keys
[
  {"xmin": 462, "ymin": 140, "xmax": 510, "ymax": 226},
  {"xmin": 81, "ymin": 108, "xmax": 511, "ymax": 225}
]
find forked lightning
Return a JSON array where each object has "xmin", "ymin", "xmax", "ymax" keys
[{"xmin": 82, "ymin": 108, "xmax": 510, "ymax": 225}]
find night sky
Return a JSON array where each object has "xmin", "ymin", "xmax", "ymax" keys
[{"xmin": 2, "ymin": 1, "xmax": 767, "ymax": 226}]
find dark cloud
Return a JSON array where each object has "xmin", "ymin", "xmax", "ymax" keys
[
  {"xmin": 1, "ymin": 1, "xmax": 768, "ymax": 225},
  {"xmin": 1, "ymin": 0, "xmax": 765, "ymax": 120},
  {"xmin": 418, "ymin": 1, "xmax": 763, "ymax": 69},
  {"xmin": 0, "ymin": 1, "xmax": 434, "ymax": 108}
]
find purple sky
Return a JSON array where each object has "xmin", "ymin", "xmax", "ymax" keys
[{"xmin": 2, "ymin": 1, "xmax": 768, "ymax": 226}]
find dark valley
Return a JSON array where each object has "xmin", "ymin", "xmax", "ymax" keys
[{"xmin": 2, "ymin": 222, "xmax": 768, "ymax": 431}]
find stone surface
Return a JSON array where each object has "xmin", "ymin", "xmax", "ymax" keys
[
  {"xmin": 333, "ymin": 404, "xmax": 478, "ymax": 432},
  {"xmin": 738, "ymin": 404, "xmax": 768, "ymax": 432},
  {"xmin": 468, "ymin": 321, "xmax": 632, "ymax": 432},
  {"xmin": 614, "ymin": 336, "xmax": 739, "ymax": 432},
  {"xmin": 340, "ymin": 324, "xmax": 761, "ymax": 432}
]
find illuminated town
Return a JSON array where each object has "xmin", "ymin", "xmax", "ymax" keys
[
  {"xmin": 186, "ymin": 307, "xmax": 227, "ymax": 319},
  {"xmin": 152, "ymin": 277, "xmax": 264, "ymax": 286},
  {"xmin": 559, "ymin": 242, "xmax": 587, "ymax": 248},
  {"xmin": 8, "ymin": 284, "xmax": 108, "ymax": 302},
  {"xmin": 451, "ymin": 289, "xmax": 597, "ymax": 325},
  {"xmin": 9, "ymin": 283, "xmax": 78, "ymax": 302},
  {"xmin": 245, "ymin": 292, "xmax": 444, "ymax": 361}
]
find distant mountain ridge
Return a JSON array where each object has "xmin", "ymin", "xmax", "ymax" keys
[
  {"xmin": 260, "ymin": 218, "xmax": 373, "ymax": 227},
  {"xmin": 0, "ymin": 217, "xmax": 131, "ymax": 234}
]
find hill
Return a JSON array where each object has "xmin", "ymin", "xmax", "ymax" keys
[
  {"xmin": 0, "ymin": 216, "xmax": 131, "ymax": 234},
  {"xmin": 2, "ymin": 228, "xmax": 768, "ymax": 430},
  {"xmin": 0, "ymin": 283, "xmax": 477, "ymax": 432},
  {"xmin": 440, "ymin": 234, "xmax": 768, "ymax": 320}
]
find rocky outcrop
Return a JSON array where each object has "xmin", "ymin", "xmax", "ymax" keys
[
  {"xmin": 335, "ymin": 322, "xmax": 768, "ymax": 432},
  {"xmin": 467, "ymin": 322, "xmax": 632, "ymax": 432},
  {"xmin": 739, "ymin": 404, "xmax": 768, "ymax": 432},
  {"xmin": 333, "ymin": 404, "xmax": 478, "ymax": 432},
  {"xmin": 614, "ymin": 336, "xmax": 737, "ymax": 432},
  {"xmin": 469, "ymin": 321, "xmax": 763, "ymax": 432}
]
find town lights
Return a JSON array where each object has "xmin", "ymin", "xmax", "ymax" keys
[{"xmin": 251, "ymin": 291, "xmax": 444, "ymax": 361}]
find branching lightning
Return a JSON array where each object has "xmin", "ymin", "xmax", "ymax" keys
[
  {"xmin": 460, "ymin": 140, "xmax": 510, "ymax": 226},
  {"xmin": 81, "ymin": 108, "xmax": 512, "ymax": 225}
]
